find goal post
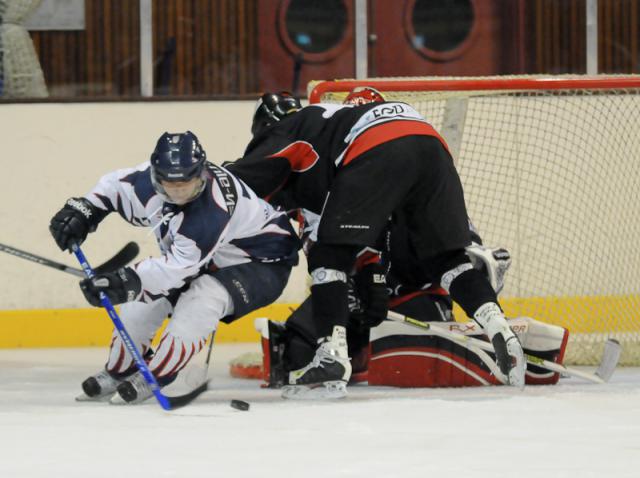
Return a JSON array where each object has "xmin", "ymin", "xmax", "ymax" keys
[{"xmin": 309, "ymin": 75, "xmax": 640, "ymax": 366}]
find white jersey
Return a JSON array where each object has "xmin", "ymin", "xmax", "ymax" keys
[{"xmin": 85, "ymin": 162, "xmax": 299, "ymax": 301}]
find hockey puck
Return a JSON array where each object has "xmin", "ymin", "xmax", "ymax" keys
[{"xmin": 230, "ymin": 399, "xmax": 250, "ymax": 411}]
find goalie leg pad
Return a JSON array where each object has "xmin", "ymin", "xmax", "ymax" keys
[
  {"xmin": 518, "ymin": 317, "xmax": 569, "ymax": 385},
  {"xmin": 258, "ymin": 319, "xmax": 289, "ymax": 388},
  {"xmin": 254, "ymin": 307, "xmax": 319, "ymax": 388},
  {"xmin": 368, "ymin": 321, "xmax": 502, "ymax": 387},
  {"xmin": 368, "ymin": 316, "xmax": 569, "ymax": 387}
]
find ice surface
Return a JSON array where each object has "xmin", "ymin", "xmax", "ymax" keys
[{"xmin": 1, "ymin": 344, "xmax": 639, "ymax": 478}]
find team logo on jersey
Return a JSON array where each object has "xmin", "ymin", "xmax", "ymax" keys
[
  {"xmin": 208, "ymin": 164, "xmax": 238, "ymax": 215},
  {"xmin": 267, "ymin": 141, "xmax": 319, "ymax": 172}
]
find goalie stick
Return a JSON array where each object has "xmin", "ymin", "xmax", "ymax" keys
[
  {"xmin": 387, "ymin": 311, "xmax": 621, "ymax": 384},
  {"xmin": 72, "ymin": 243, "xmax": 208, "ymax": 410},
  {"xmin": 0, "ymin": 241, "xmax": 140, "ymax": 277}
]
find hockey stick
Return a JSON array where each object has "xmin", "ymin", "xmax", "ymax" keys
[
  {"xmin": 71, "ymin": 243, "xmax": 208, "ymax": 410},
  {"xmin": 204, "ymin": 330, "xmax": 216, "ymax": 374},
  {"xmin": 0, "ymin": 241, "xmax": 140, "ymax": 277},
  {"xmin": 179, "ymin": 331, "xmax": 216, "ymax": 398},
  {"xmin": 385, "ymin": 311, "xmax": 509, "ymax": 384},
  {"xmin": 387, "ymin": 310, "xmax": 621, "ymax": 384}
]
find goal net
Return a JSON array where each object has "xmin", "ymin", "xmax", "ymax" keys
[
  {"xmin": 309, "ymin": 75, "xmax": 640, "ymax": 366},
  {"xmin": 0, "ymin": 0, "xmax": 47, "ymax": 98}
]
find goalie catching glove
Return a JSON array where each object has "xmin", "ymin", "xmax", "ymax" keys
[
  {"xmin": 49, "ymin": 197, "xmax": 107, "ymax": 252},
  {"xmin": 80, "ymin": 267, "xmax": 142, "ymax": 306}
]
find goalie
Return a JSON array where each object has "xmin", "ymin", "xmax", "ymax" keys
[{"xmin": 247, "ymin": 208, "xmax": 568, "ymax": 389}]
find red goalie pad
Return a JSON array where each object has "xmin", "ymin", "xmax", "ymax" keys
[
  {"xmin": 233, "ymin": 317, "xmax": 569, "ymax": 388},
  {"xmin": 368, "ymin": 317, "xmax": 569, "ymax": 387}
]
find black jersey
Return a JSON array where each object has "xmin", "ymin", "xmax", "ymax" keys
[{"xmin": 228, "ymin": 102, "xmax": 448, "ymax": 215}]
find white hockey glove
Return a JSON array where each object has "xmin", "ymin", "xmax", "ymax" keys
[{"xmin": 465, "ymin": 243, "xmax": 511, "ymax": 294}]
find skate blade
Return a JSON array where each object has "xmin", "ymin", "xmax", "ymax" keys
[
  {"xmin": 75, "ymin": 392, "xmax": 115, "ymax": 402},
  {"xmin": 108, "ymin": 392, "xmax": 154, "ymax": 405},
  {"xmin": 109, "ymin": 393, "xmax": 129, "ymax": 405},
  {"xmin": 281, "ymin": 381, "xmax": 347, "ymax": 400}
]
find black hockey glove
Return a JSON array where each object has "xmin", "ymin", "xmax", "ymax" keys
[
  {"xmin": 351, "ymin": 263, "xmax": 389, "ymax": 329},
  {"xmin": 49, "ymin": 198, "xmax": 106, "ymax": 252},
  {"xmin": 80, "ymin": 267, "xmax": 142, "ymax": 307}
]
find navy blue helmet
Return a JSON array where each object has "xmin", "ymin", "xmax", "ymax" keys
[
  {"xmin": 251, "ymin": 91, "xmax": 302, "ymax": 136},
  {"xmin": 150, "ymin": 131, "xmax": 207, "ymax": 203}
]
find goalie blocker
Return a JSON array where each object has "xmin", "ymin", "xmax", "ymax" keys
[{"xmin": 251, "ymin": 315, "xmax": 568, "ymax": 388}]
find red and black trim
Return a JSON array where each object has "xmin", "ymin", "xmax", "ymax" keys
[{"xmin": 341, "ymin": 120, "xmax": 450, "ymax": 168}]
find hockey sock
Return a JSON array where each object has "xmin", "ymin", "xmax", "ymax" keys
[
  {"xmin": 311, "ymin": 280, "xmax": 350, "ymax": 338},
  {"xmin": 448, "ymin": 268, "xmax": 499, "ymax": 318}
]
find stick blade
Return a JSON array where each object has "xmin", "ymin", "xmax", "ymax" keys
[
  {"xmin": 94, "ymin": 242, "xmax": 140, "ymax": 274},
  {"xmin": 165, "ymin": 380, "xmax": 209, "ymax": 410},
  {"xmin": 595, "ymin": 339, "xmax": 622, "ymax": 382}
]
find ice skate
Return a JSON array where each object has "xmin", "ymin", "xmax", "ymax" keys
[
  {"xmin": 282, "ymin": 325, "xmax": 351, "ymax": 399},
  {"xmin": 474, "ymin": 302, "xmax": 526, "ymax": 388},
  {"xmin": 110, "ymin": 371, "xmax": 154, "ymax": 405},
  {"xmin": 76, "ymin": 369, "xmax": 121, "ymax": 402},
  {"xmin": 110, "ymin": 371, "xmax": 178, "ymax": 405}
]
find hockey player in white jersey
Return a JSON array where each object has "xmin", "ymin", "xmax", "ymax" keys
[{"xmin": 49, "ymin": 131, "xmax": 300, "ymax": 404}]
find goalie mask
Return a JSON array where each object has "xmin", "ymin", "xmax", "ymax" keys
[
  {"xmin": 343, "ymin": 86, "xmax": 386, "ymax": 105},
  {"xmin": 251, "ymin": 91, "xmax": 302, "ymax": 136},
  {"xmin": 150, "ymin": 131, "xmax": 207, "ymax": 205}
]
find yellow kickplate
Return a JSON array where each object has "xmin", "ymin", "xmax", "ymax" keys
[
  {"xmin": 0, "ymin": 304, "xmax": 298, "ymax": 348},
  {"xmin": 2, "ymin": 295, "xmax": 639, "ymax": 348}
]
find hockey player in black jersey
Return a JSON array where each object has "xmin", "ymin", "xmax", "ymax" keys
[
  {"xmin": 255, "ymin": 205, "xmax": 513, "ymax": 389},
  {"xmin": 49, "ymin": 131, "xmax": 300, "ymax": 404},
  {"xmin": 227, "ymin": 91, "xmax": 526, "ymax": 398}
]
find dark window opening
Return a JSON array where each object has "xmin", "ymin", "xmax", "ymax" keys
[
  {"xmin": 411, "ymin": 0, "xmax": 474, "ymax": 53},
  {"xmin": 285, "ymin": 0, "xmax": 348, "ymax": 54}
]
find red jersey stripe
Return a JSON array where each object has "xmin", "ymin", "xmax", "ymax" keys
[{"xmin": 342, "ymin": 120, "xmax": 450, "ymax": 167}]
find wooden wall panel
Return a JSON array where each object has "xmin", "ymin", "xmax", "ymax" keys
[
  {"xmin": 25, "ymin": 0, "xmax": 640, "ymax": 99},
  {"xmin": 600, "ymin": 0, "xmax": 640, "ymax": 73},
  {"xmin": 30, "ymin": 0, "xmax": 259, "ymax": 98},
  {"xmin": 526, "ymin": 0, "xmax": 640, "ymax": 74}
]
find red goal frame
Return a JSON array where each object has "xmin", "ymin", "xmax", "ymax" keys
[{"xmin": 308, "ymin": 76, "xmax": 640, "ymax": 103}]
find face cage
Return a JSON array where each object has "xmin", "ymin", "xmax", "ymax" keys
[{"xmin": 150, "ymin": 167, "xmax": 207, "ymax": 205}]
